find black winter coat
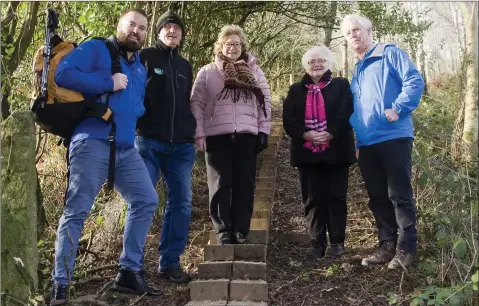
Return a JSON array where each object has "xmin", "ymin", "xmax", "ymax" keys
[
  {"xmin": 137, "ymin": 40, "xmax": 196, "ymax": 143},
  {"xmin": 282, "ymin": 71, "xmax": 356, "ymax": 167}
]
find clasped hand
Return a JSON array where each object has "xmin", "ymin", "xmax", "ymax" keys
[{"xmin": 303, "ymin": 130, "xmax": 333, "ymax": 144}]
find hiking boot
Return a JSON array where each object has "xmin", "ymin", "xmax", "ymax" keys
[
  {"xmin": 234, "ymin": 232, "xmax": 250, "ymax": 244},
  {"xmin": 113, "ymin": 269, "xmax": 162, "ymax": 296},
  {"xmin": 361, "ymin": 240, "xmax": 396, "ymax": 266},
  {"xmin": 329, "ymin": 243, "xmax": 344, "ymax": 257},
  {"xmin": 307, "ymin": 245, "xmax": 326, "ymax": 259},
  {"xmin": 388, "ymin": 250, "xmax": 416, "ymax": 270},
  {"xmin": 158, "ymin": 266, "xmax": 191, "ymax": 284},
  {"xmin": 50, "ymin": 282, "xmax": 69, "ymax": 306}
]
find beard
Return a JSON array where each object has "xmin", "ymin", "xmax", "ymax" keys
[{"xmin": 117, "ymin": 30, "xmax": 144, "ymax": 52}]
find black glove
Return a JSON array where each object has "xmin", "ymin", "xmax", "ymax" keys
[{"xmin": 255, "ymin": 132, "xmax": 268, "ymax": 154}]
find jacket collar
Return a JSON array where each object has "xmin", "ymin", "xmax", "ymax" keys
[
  {"xmin": 351, "ymin": 43, "xmax": 395, "ymax": 78},
  {"xmin": 300, "ymin": 69, "xmax": 332, "ymax": 86},
  {"xmin": 109, "ymin": 35, "xmax": 137, "ymax": 63},
  {"xmin": 155, "ymin": 39, "xmax": 179, "ymax": 57}
]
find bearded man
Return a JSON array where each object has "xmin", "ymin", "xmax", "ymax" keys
[{"xmin": 50, "ymin": 8, "xmax": 162, "ymax": 305}]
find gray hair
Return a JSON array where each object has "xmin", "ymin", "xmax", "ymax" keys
[
  {"xmin": 301, "ymin": 45, "xmax": 335, "ymax": 71},
  {"xmin": 340, "ymin": 14, "xmax": 373, "ymax": 36}
]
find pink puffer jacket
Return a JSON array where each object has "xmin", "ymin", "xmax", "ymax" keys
[{"xmin": 190, "ymin": 53, "xmax": 271, "ymax": 139}]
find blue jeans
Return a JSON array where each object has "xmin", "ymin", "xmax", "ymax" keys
[
  {"xmin": 53, "ymin": 139, "xmax": 158, "ymax": 285},
  {"xmin": 135, "ymin": 136, "xmax": 195, "ymax": 270}
]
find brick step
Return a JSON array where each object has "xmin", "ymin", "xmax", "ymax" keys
[
  {"xmin": 255, "ymin": 180, "xmax": 276, "ymax": 188},
  {"xmin": 197, "ymin": 261, "xmax": 267, "ymax": 280},
  {"xmin": 190, "ymin": 279, "xmax": 229, "ymax": 301},
  {"xmin": 204, "ymin": 244, "xmax": 267, "ymax": 262},
  {"xmin": 208, "ymin": 230, "xmax": 268, "ymax": 245},
  {"xmin": 251, "ymin": 209, "xmax": 270, "ymax": 219},
  {"xmin": 230, "ymin": 280, "xmax": 268, "ymax": 302},
  {"xmin": 185, "ymin": 301, "xmax": 228, "ymax": 306},
  {"xmin": 232, "ymin": 261, "xmax": 267, "ymax": 280},
  {"xmin": 254, "ymin": 189, "xmax": 275, "ymax": 198},
  {"xmin": 253, "ymin": 201, "xmax": 271, "ymax": 211},
  {"xmin": 228, "ymin": 302, "xmax": 268, "ymax": 306},
  {"xmin": 250, "ymin": 218, "xmax": 269, "ymax": 231},
  {"xmin": 185, "ymin": 300, "xmax": 268, "ymax": 306},
  {"xmin": 198, "ymin": 261, "xmax": 232, "ymax": 279}
]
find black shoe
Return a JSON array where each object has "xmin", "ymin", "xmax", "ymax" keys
[
  {"xmin": 217, "ymin": 232, "xmax": 233, "ymax": 245},
  {"xmin": 234, "ymin": 232, "xmax": 250, "ymax": 244},
  {"xmin": 329, "ymin": 243, "xmax": 344, "ymax": 257},
  {"xmin": 50, "ymin": 282, "xmax": 69, "ymax": 306},
  {"xmin": 158, "ymin": 266, "xmax": 191, "ymax": 284},
  {"xmin": 218, "ymin": 238, "xmax": 233, "ymax": 245},
  {"xmin": 361, "ymin": 240, "xmax": 396, "ymax": 266},
  {"xmin": 113, "ymin": 269, "xmax": 162, "ymax": 296},
  {"xmin": 307, "ymin": 245, "xmax": 326, "ymax": 259}
]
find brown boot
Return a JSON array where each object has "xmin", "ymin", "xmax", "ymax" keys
[
  {"xmin": 387, "ymin": 250, "xmax": 416, "ymax": 270},
  {"xmin": 361, "ymin": 240, "xmax": 396, "ymax": 266}
]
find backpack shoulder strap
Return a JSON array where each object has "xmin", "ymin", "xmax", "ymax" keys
[
  {"xmin": 89, "ymin": 36, "xmax": 122, "ymax": 75},
  {"xmin": 104, "ymin": 36, "xmax": 122, "ymax": 75}
]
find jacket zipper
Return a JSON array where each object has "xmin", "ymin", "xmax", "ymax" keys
[{"xmin": 169, "ymin": 50, "xmax": 176, "ymax": 142}]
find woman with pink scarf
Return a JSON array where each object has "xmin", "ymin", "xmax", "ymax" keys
[
  {"xmin": 191, "ymin": 25, "xmax": 271, "ymax": 245},
  {"xmin": 283, "ymin": 45, "xmax": 355, "ymax": 259}
]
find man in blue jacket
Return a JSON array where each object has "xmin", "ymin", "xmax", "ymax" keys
[
  {"xmin": 50, "ymin": 8, "xmax": 162, "ymax": 305},
  {"xmin": 341, "ymin": 14, "xmax": 425, "ymax": 269}
]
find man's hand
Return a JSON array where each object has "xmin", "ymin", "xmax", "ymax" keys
[
  {"xmin": 355, "ymin": 149, "xmax": 359, "ymax": 160},
  {"xmin": 112, "ymin": 73, "xmax": 128, "ymax": 91},
  {"xmin": 385, "ymin": 109, "xmax": 399, "ymax": 123},
  {"xmin": 195, "ymin": 137, "xmax": 206, "ymax": 152},
  {"xmin": 314, "ymin": 131, "xmax": 333, "ymax": 144}
]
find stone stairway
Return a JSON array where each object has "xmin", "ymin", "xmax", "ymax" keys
[{"xmin": 186, "ymin": 122, "xmax": 283, "ymax": 306}]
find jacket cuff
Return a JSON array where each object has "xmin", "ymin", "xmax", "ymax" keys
[{"xmin": 103, "ymin": 78, "xmax": 114, "ymax": 93}]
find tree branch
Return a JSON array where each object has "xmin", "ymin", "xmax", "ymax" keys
[{"xmin": 0, "ymin": 2, "xmax": 20, "ymax": 29}]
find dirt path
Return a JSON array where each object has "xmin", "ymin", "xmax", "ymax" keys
[{"xmin": 267, "ymin": 134, "xmax": 421, "ymax": 306}]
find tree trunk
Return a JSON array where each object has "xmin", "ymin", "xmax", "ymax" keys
[
  {"xmin": 1, "ymin": 111, "xmax": 39, "ymax": 301},
  {"xmin": 148, "ymin": 1, "xmax": 158, "ymax": 47},
  {"xmin": 342, "ymin": 39, "xmax": 349, "ymax": 78},
  {"xmin": 1, "ymin": 1, "xmax": 40, "ymax": 120},
  {"xmin": 459, "ymin": 2, "xmax": 478, "ymax": 164},
  {"xmin": 419, "ymin": 42, "xmax": 428, "ymax": 95},
  {"xmin": 322, "ymin": 2, "xmax": 337, "ymax": 47}
]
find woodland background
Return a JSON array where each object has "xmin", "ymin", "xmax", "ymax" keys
[{"xmin": 1, "ymin": 1, "xmax": 478, "ymax": 305}]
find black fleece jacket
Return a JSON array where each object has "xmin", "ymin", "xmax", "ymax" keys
[
  {"xmin": 137, "ymin": 40, "xmax": 196, "ymax": 143},
  {"xmin": 282, "ymin": 71, "xmax": 356, "ymax": 166}
]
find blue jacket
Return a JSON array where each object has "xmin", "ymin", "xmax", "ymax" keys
[
  {"xmin": 55, "ymin": 38, "xmax": 146, "ymax": 148},
  {"xmin": 349, "ymin": 43, "xmax": 424, "ymax": 147}
]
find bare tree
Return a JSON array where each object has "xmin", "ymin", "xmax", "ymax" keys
[{"xmin": 459, "ymin": 2, "xmax": 478, "ymax": 164}]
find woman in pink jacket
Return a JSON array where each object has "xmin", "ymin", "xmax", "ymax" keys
[{"xmin": 191, "ymin": 25, "xmax": 271, "ymax": 245}]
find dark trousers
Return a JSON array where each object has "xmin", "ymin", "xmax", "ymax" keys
[
  {"xmin": 206, "ymin": 133, "xmax": 257, "ymax": 240},
  {"xmin": 298, "ymin": 163, "xmax": 349, "ymax": 247},
  {"xmin": 358, "ymin": 138, "xmax": 417, "ymax": 253}
]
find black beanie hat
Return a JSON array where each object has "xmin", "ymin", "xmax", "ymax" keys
[{"xmin": 156, "ymin": 10, "xmax": 185, "ymax": 35}]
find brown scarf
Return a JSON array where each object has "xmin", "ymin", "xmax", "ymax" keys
[{"xmin": 216, "ymin": 52, "xmax": 267, "ymax": 118}]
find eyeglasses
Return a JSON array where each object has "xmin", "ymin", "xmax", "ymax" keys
[
  {"xmin": 308, "ymin": 59, "xmax": 328, "ymax": 66},
  {"xmin": 164, "ymin": 23, "xmax": 181, "ymax": 31},
  {"xmin": 224, "ymin": 42, "xmax": 241, "ymax": 49}
]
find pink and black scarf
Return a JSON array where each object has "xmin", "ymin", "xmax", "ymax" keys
[{"xmin": 304, "ymin": 81, "xmax": 330, "ymax": 152}]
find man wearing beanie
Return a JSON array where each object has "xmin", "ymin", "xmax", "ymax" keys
[{"xmin": 136, "ymin": 10, "xmax": 196, "ymax": 284}]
